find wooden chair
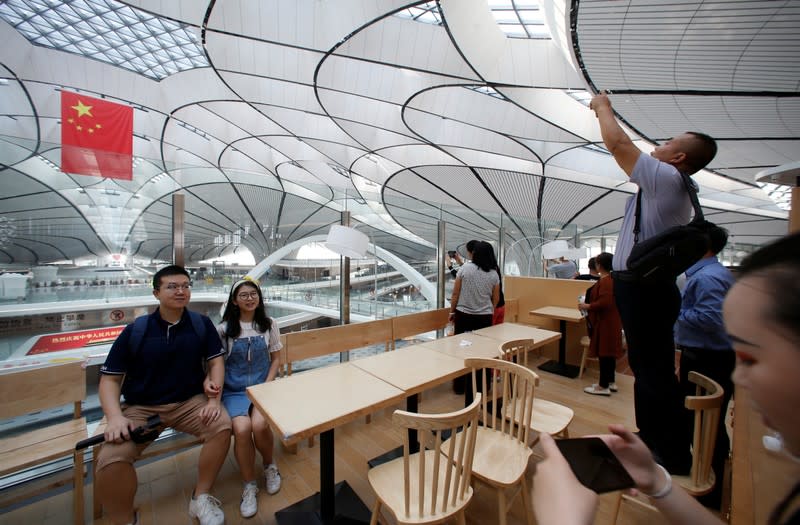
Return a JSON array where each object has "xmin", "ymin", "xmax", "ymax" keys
[
  {"xmin": 613, "ymin": 371, "xmax": 724, "ymax": 523},
  {"xmin": 0, "ymin": 361, "xmax": 87, "ymax": 525},
  {"xmin": 498, "ymin": 340, "xmax": 574, "ymax": 441},
  {"xmin": 445, "ymin": 357, "xmax": 536, "ymax": 525},
  {"xmin": 578, "ymin": 335, "xmax": 598, "ymax": 379},
  {"xmin": 367, "ymin": 394, "xmax": 481, "ymax": 525},
  {"xmin": 675, "ymin": 371, "xmax": 724, "ymax": 496}
]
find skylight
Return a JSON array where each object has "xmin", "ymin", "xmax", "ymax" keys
[
  {"xmin": 488, "ymin": 0, "xmax": 549, "ymax": 39},
  {"xmin": 464, "ymin": 85, "xmax": 505, "ymax": 99},
  {"xmin": 395, "ymin": 0, "xmax": 551, "ymax": 39},
  {"xmin": 0, "ymin": 0, "xmax": 208, "ymax": 81},
  {"xmin": 565, "ymin": 89, "xmax": 592, "ymax": 107},
  {"xmin": 394, "ymin": 2, "xmax": 442, "ymax": 25}
]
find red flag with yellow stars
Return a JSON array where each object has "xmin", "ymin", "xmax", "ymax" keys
[{"xmin": 60, "ymin": 91, "xmax": 133, "ymax": 180}]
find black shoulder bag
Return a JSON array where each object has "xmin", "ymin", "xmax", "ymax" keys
[{"xmin": 625, "ymin": 172, "xmax": 713, "ymax": 281}]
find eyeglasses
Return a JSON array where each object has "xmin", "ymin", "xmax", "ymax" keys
[
  {"xmin": 160, "ymin": 282, "xmax": 192, "ymax": 291},
  {"xmin": 237, "ymin": 291, "xmax": 259, "ymax": 300}
]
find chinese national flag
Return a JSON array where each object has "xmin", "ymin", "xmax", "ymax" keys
[{"xmin": 61, "ymin": 91, "xmax": 133, "ymax": 180}]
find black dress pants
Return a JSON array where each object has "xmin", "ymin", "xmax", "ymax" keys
[
  {"xmin": 452, "ymin": 310, "xmax": 493, "ymax": 398},
  {"xmin": 614, "ymin": 274, "xmax": 691, "ymax": 473}
]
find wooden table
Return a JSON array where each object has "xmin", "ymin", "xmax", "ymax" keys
[
  {"xmin": 248, "ymin": 363, "xmax": 405, "ymax": 524},
  {"xmin": 417, "ymin": 331, "xmax": 505, "ymax": 360},
  {"xmin": 351, "ymin": 345, "xmax": 468, "ymax": 466},
  {"xmin": 529, "ymin": 306, "xmax": 584, "ymax": 378},
  {"xmin": 352, "ymin": 345, "xmax": 466, "ymax": 394},
  {"xmin": 471, "ymin": 322, "xmax": 561, "ymax": 346}
]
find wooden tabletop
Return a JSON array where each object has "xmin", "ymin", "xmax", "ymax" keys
[
  {"xmin": 417, "ymin": 332, "xmax": 503, "ymax": 360},
  {"xmin": 247, "ymin": 363, "xmax": 404, "ymax": 446},
  {"xmin": 471, "ymin": 322, "xmax": 562, "ymax": 346},
  {"xmin": 529, "ymin": 306, "xmax": 584, "ymax": 323},
  {"xmin": 351, "ymin": 345, "xmax": 466, "ymax": 395}
]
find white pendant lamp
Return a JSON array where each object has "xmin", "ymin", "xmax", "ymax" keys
[
  {"xmin": 325, "ymin": 225, "xmax": 368, "ymax": 259},
  {"xmin": 541, "ymin": 240, "xmax": 569, "ymax": 259}
]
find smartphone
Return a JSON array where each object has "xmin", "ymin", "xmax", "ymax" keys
[
  {"xmin": 554, "ymin": 437, "xmax": 635, "ymax": 494},
  {"xmin": 448, "ymin": 250, "xmax": 456, "ymax": 257}
]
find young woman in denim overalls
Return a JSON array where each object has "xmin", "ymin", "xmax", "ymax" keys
[{"xmin": 206, "ymin": 278, "xmax": 282, "ymax": 518}]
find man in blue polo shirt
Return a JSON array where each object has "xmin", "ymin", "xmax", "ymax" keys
[
  {"xmin": 675, "ymin": 225, "xmax": 734, "ymax": 507},
  {"xmin": 95, "ymin": 265, "xmax": 231, "ymax": 525},
  {"xmin": 590, "ymin": 92, "xmax": 717, "ymax": 475}
]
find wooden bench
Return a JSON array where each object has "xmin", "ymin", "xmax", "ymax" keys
[
  {"xmin": 0, "ymin": 361, "xmax": 87, "ymax": 525},
  {"xmin": 90, "ymin": 421, "xmax": 202, "ymax": 519},
  {"xmin": 389, "ymin": 307, "xmax": 450, "ymax": 349},
  {"xmin": 283, "ymin": 319, "xmax": 392, "ymax": 375},
  {"xmin": 504, "ymin": 298, "xmax": 519, "ymax": 322}
]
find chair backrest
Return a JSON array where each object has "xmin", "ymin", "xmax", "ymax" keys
[
  {"xmin": 465, "ymin": 357, "xmax": 539, "ymax": 445},
  {"xmin": 0, "ymin": 361, "xmax": 85, "ymax": 419},
  {"xmin": 498, "ymin": 338, "xmax": 540, "ymax": 370},
  {"xmin": 685, "ymin": 371, "xmax": 724, "ymax": 491},
  {"xmin": 390, "ymin": 307, "xmax": 450, "ymax": 350},
  {"xmin": 284, "ymin": 319, "xmax": 392, "ymax": 374},
  {"xmin": 392, "ymin": 394, "xmax": 481, "ymax": 520},
  {"xmin": 504, "ymin": 298, "xmax": 519, "ymax": 322}
]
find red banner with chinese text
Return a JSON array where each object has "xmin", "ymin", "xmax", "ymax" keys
[
  {"xmin": 60, "ymin": 91, "xmax": 133, "ymax": 180},
  {"xmin": 26, "ymin": 326, "xmax": 125, "ymax": 355}
]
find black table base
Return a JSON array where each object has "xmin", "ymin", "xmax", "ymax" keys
[
  {"xmin": 275, "ymin": 480, "xmax": 371, "ymax": 525},
  {"xmin": 537, "ymin": 318, "xmax": 580, "ymax": 378},
  {"xmin": 538, "ymin": 359, "xmax": 580, "ymax": 378}
]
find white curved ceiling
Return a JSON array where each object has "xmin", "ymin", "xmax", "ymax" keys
[{"xmin": 0, "ymin": 0, "xmax": 793, "ymax": 266}]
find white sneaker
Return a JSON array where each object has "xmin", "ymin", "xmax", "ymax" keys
[
  {"xmin": 609, "ymin": 382, "xmax": 618, "ymax": 392},
  {"xmin": 240, "ymin": 482, "xmax": 258, "ymax": 518},
  {"xmin": 189, "ymin": 493, "xmax": 225, "ymax": 525},
  {"xmin": 264, "ymin": 463, "xmax": 282, "ymax": 495},
  {"xmin": 584, "ymin": 384, "xmax": 611, "ymax": 396}
]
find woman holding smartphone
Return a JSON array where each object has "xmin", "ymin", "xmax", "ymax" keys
[{"xmin": 532, "ymin": 232, "xmax": 800, "ymax": 525}]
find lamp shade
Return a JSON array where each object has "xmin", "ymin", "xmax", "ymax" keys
[
  {"xmin": 325, "ymin": 225, "xmax": 369, "ymax": 259},
  {"xmin": 566, "ymin": 247, "xmax": 588, "ymax": 260},
  {"xmin": 541, "ymin": 240, "xmax": 569, "ymax": 259}
]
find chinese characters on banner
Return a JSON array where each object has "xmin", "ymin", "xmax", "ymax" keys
[
  {"xmin": 60, "ymin": 91, "xmax": 133, "ymax": 180},
  {"xmin": 27, "ymin": 326, "xmax": 125, "ymax": 355}
]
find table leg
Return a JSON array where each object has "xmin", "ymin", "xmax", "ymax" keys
[
  {"xmin": 538, "ymin": 319, "xmax": 580, "ymax": 378},
  {"xmin": 275, "ymin": 428, "xmax": 371, "ymax": 524},
  {"xmin": 367, "ymin": 394, "xmax": 419, "ymax": 468},
  {"xmin": 320, "ymin": 430, "xmax": 334, "ymax": 520}
]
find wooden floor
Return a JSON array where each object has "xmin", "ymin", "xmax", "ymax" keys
[{"xmin": 0, "ymin": 355, "xmax": 673, "ymax": 525}]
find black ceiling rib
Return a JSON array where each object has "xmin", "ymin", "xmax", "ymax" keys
[{"xmin": 601, "ymin": 89, "xmax": 798, "ymax": 97}]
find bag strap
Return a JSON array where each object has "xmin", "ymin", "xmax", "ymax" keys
[
  {"xmin": 129, "ymin": 310, "xmax": 207, "ymax": 357},
  {"xmin": 633, "ymin": 171, "xmax": 704, "ymax": 243}
]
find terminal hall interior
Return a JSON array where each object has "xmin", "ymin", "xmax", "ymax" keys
[{"xmin": 0, "ymin": 1, "xmax": 798, "ymax": 524}]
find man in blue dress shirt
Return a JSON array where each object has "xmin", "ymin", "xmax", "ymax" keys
[{"xmin": 674, "ymin": 225, "xmax": 734, "ymax": 508}]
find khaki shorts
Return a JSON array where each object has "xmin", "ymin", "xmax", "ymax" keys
[{"xmin": 95, "ymin": 394, "xmax": 231, "ymax": 472}]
